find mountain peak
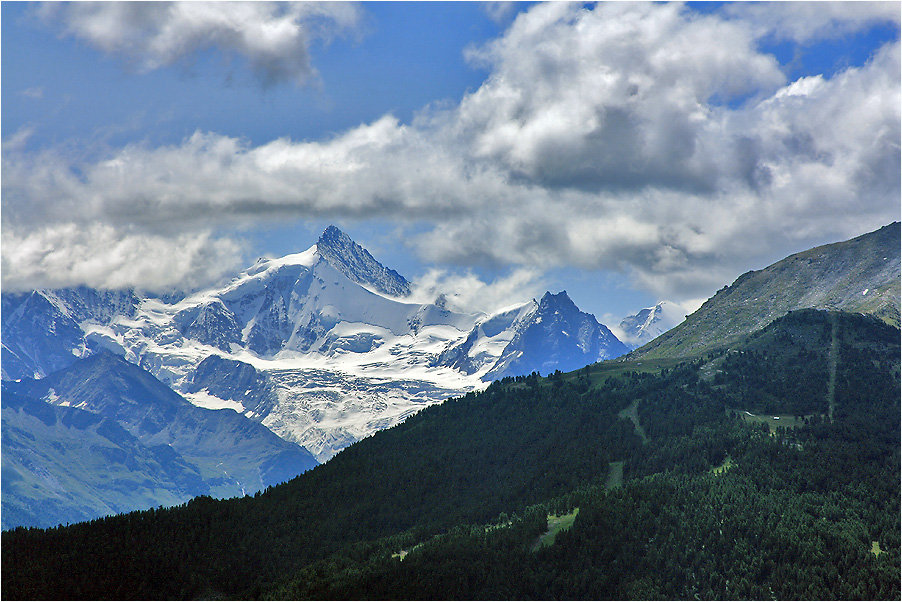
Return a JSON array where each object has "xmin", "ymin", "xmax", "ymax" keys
[
  {"xmin": 617, "ymin": 301, "xmax": 688, "ymax": 349},
  {"xmin": 485, "ymin": 290, "xmax": 628, "ymax": 380},
  {"xmin": 318, "ymin": 225, "xmax": 352, "ymax": 247},
  {"xmin": 538, "ymin": 290, "xmax": 576, "ymax": 310},
  {"xmin": 315, "ymin": 226, "xmax": 411, "ymax": 297}
]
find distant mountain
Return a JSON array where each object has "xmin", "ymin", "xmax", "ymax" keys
[
  {"xmin": 630, "ymin": 222, "xmax": 901, "ymax": 359},
  {"xmin": 1, "ymin": 287, "xmax": 142, "ymax": 381},
  {"xmin": 485, "ymin": 291, "xmax": 629, "ymax": 379},
  {"xmin": 2, "ymin": 353, "xmax": 317, "ymax": 529},
  {"xmin": 2, "ymin": 390, "xmax": 204, "ymax": 530},
  {"xmin": 616, "ymin": 301, "xmax": 688, "ymax": 349},
  {"xmin": 0, "ymin": 226, "xmax": 629, "ymax": 462}
]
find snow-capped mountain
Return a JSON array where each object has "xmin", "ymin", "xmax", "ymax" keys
[
  {"xmin": 1, "ymin": 227, "xmax": 629, "ymax": 461},
  {"xmin": 1, "ymin": 288, "xmax": 139, "ymax": 381},
  {"xmin": 616, "ymin": 301, "xmax": 689, "ymax": 349}
]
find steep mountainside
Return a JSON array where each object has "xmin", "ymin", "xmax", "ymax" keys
[
  {"xmin": 2, "ymin": 353, "xmax": 317, "ymax": 528},
  {"xmin": 0, "ymin": 227, "xmax": 629, "ymax": 461},
  {"xmin": 630, "ymin": 222, "xmax": 900, "ymax": 359},
  {"xmin": 316, "ymin": 226, "xmax": 411, "ymax": 297},
  {"xmin": 2, "ymin": 391, "xmax": 204, "ymax": 530}
]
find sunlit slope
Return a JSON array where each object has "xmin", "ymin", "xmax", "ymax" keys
[{"xmin": 630, "ymin": 222, "xmax": 900, "ymax": 360}]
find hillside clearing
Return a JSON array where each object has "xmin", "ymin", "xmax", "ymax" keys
[
  {"xmin": 532, "ymin": 508, "xmax": 579, "ymax": 551},
  {"xmin": 606, "ymin": 461, "xmax": 625, "ymax": 489},
  {"xmin": 619, "ymin": 400, "xmax": 648, "ymax": 444},
  {"xmin": 728, "ymin": 409, "xmax": 816, "ymax": 434}
]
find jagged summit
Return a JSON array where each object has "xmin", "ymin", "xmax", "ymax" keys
[
  {"xmin": 316, "ymin": 226, "xmax": 411, "ymax": 297},
  {"xmin": 537, "ymin": 290, "xmax": 576, "ymax": 311}
]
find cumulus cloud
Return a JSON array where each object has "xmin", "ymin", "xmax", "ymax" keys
[
  {"xmin": 2, "ymin": 116, "xmax": 482, "ymax": 233},
  {"xmin": 38, "ymin": 1, "xmax": 362, "ymax": 86},
  {"xmin": 725, "ymin": 1, "xmax": 901, "ymax": 43},
  {"xmin": 415, "ymin": 3, "xmax": 900, "ymax": 299},
  {"xmin": 455, "ymin": 2, "xmax": 787, "ymax": 191},
  {"xmin": 4, "ymin": 2, "xmax": 899, "ymax": 303}
]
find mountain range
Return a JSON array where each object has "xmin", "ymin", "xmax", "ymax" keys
[
  {"xmin": 2, "ymin": 223, "xmax": 897, "ymax": 534},
  {"xmin": 2, "ymin": 222, "xmax": 899, "ymax": 600},
  {"xmin": 2, "ymin": 226, "xmax": 634, "ymax": 465},
  {"xmin": 4, "ymin": 302, "xmax": 898, "ymax": 600},
  {"xmin": 2, "ymin": 352, "xmax": 317, "ymax": 529},
  {"xmin": 1, "ymin": 226, "xmax": 647, "ymax": 528}
]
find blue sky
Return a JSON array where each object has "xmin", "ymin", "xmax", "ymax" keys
[
  {"xmin": 3, "ymin": 1, "xmax": 900, "ymax": 323},
  {"xmin": 3, "ymin": 2, "xmax": 503, "ymax": 148}
]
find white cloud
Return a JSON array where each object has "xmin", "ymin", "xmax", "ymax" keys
[
  {"xmin": 481, "ymin": 2, "xmax": 520, "ymax": 25},
  {"xmin": 4, "ymin": 2, "xmax": 899, "ymax": 305},
  {"xmin": 19, "ymin": 87, "xmax": 44, "ymax": 99},
  {"xmin": 38, "ymin": 1, "xmax": 363, "ymax": 86},
  {"xmin": 725, "ymin": 1, "xmax": 901, "ymax": 43},
  {"xmin": 456, "ymin": 2, "xmax": 787, "ymax": 191},
  {"xmin": 2, "ymin": 116, "xmax": 481, "ymax": 232},
  {"xmin": 1, "ymin": 223, "xmax": 244, "ymax": 292},
  {"xmin": 410, "ymin": 267, "xmax": 547, "ymax": 315}
]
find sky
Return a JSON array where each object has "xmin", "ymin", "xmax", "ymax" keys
[{"xmin": 2, "ymin": 1, "xmax": 900, "ymax": 324}]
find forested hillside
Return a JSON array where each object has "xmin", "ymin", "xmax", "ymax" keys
[{"xmin": 3, "ymin": 310, "xmax": 899, "ymax": 600}]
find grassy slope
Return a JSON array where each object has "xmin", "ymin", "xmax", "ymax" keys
[{"xmin": 629, "ymin": 222, "xmax": 900, "ymax": 360}]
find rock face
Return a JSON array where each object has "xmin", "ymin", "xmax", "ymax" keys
[
  {"xmin": 185, "ymin": 355, "xmax": 278, "ymax": 418},
  {"xmin": 2, "ymin": 353, "xmax": 318, "ymax": 529},
  {"xmin": 630, "ymin": 222, "xmax": 901, "ymax": 359},
  {"xmin": 316, "ymin": 225, "xmax": 411, "ymax": 297},
  {"xmin": 1, "ymin": 292, "xmax": 87, "ymax": 381},
  {"xmin": 1, "ymin": 226, "xmax": 629, "ymax": 464}
]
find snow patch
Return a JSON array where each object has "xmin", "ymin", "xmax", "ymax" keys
[{"xmin": 182, "ymin": 390, "xmax": 245, "ymax": 413}]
